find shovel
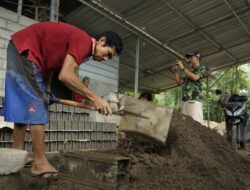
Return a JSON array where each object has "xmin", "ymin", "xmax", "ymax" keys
[{"xmin": 51, "ymin": 93, "xmax": 173, "ymax": 144}]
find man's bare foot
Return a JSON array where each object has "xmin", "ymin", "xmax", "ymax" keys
[{"xmin": 31, "ymin": 158, "xmax": 58, "ymax": 179}]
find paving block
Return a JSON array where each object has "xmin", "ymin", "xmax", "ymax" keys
[
  {"xmin": 86, "ymin": 141, "xmax": 91, "ymax": 149},
  {"xmin": 62, "ymin": 105, "xmax": 69, "ymax": 112},
  {"xmin": 58, "ymin": 142, "xmax": 64, "ymax": 151},
  {"xmin": 72, "ymin": 141, "xmax": 79, "ymax": 150},
  {"xmin": 49, "ymin": 104, "xmax": 57, "ymax": 112},
  {"xmin": 64, "ymin": 120, "xmax": 72, "ymax": 130},
  {"xmin": 56, "ymin": 104, "xmax": 63, "ymax": 112},
  {"xmin": 50, "ymin": 142, "xmax": 58, "ymax": 152},
  {"xmin": 3, "ymin": 127, "xmax": 12, "ymax": 142},
  {"xmin": 49, "ymin": 111, "xmax": 57, "ymax": 120},
  {"xmin": 59, "ymin": 151, "xmax": 130, "ymax": 190},
  {"xmin": 79, "ymin": 141, "xmax": 86, "ymax": 149},
  {"xmin": 49, "ymin": 120, "xmax": 57, "ymax": 131},
  {"xmin": 68, "ymin": 105, "xmax": 75, "ymax": 112}
]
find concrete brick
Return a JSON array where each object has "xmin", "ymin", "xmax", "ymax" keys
[
  {"xmin": 49, "ymin": 104, "xmax": 57, "ymax": 112},
  {"xmin": 56, "ymin": 104, "xmax": 63, "ymax": 112},
  {"xmin": 72, "ymin": 121, "xmax": 79, "ymax": 130},
  {"xmin": 79, "ymin": 141, "xmax": 86, "ymax": 149},
  {"xmin": 19, "ymin": 16, "xmax": 36, "ymax": 27},
  {"xmin": 49, "ymin": 120, "xmax": 57, "ymax": 130},
  {"xmin": 6, "ymin": 21, "xmax": 24, "ymax": 32},
  {"xmin": 72, "ymin": 141, "xmax": 78, "ymax": 150},
  {"xmin": 0, "ymin": 18, "xmax": 7, "ymax": 28},
  {"xmin": 57, "ymin": 120, "xmax": 64, "ymax": 131},
  {"xmin": 50, "ymin": 142, "xmax": 58, "ymax": 152},
  {"xmin": 58, "ymin": 142, "xmax": 64, "ymax": 151},
  {"xmin": 57, "ymin": 112, "xmax": 63, "ymax": 120},
  {"xmin": 62, "ymin": 105, "xmax": 69, "ymax": 112},
  {"xmin": 78, "ymin": 121, "xmax": 85, "ymax": 131},
  {"xmin": 0, "ymin": 28, "xmax": 12, "ymax": 40},
  {"xmin": 59, "ymin": 152, "xmax": 130, "ymax": 190},
  {"xmin": 69, "ymin": 106, "xmax": 75, "ymax": 112},
  {"xmin": 0, "ymin": 7, "xmax": 18, "ymax": 22}
]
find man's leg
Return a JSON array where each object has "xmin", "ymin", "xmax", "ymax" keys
[
  {"xmin": 12, "ymin": 124, "xmax": 27, "ymax": 149},
  {"xmin": 30, "ymin": 125, "xmax": 57, "ymax": 177}
]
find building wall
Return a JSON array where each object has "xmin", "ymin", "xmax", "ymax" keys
[
  {"xmin": 0, "ymin": 7, "xmax": 36, "ymax": 98},
  {"xmin": 78, "ymin": 57, "xmax": 119, "ymax": 96}
]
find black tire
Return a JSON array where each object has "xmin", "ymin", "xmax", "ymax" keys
[{"xmin": 231, "ymin": 125, "xmax": 237, "ymax": 151}]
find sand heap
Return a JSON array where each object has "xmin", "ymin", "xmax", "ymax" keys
[{"xmin": 115, "ymin": 111, "xmax": 250, "ymax": 190}]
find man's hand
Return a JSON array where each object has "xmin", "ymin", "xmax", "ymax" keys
[
  {"xmin": 172, "ymin": 65, "xmax": 178, "ymax": 73},
  {"xmin": 176, "ymin": 60, "xmax": 184, "ymax": 69},
  {"xmin": 93, "ymin": 95, "xmax": 112, "ymax": 115}
]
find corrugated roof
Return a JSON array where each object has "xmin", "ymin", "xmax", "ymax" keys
[{"xmin": 64, "ymin": 0, "xmax": 250, "ymax": 93}]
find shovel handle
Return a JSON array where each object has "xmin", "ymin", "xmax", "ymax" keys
[{"xmin": 55, "ymin": 98, "xmax": 96, "ymax": 111}]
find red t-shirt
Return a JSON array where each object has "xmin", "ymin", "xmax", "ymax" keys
[
  {"xmin": 72, "ymin": 92, "xmax": 84, "ymax": 102},
  {"xmin": 11, "ymin": 22, "xmax": 92, "ymax": 77}
]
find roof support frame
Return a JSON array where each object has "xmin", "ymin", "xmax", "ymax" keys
[
  {"xmin": 165, "ymin": 6, "xmax": 250, "ymax": 43},
  {"xmin": 223, "ymin": 0, "xmax": 250, "ymax": 36},
  {"xmin": 162, "ymin": 0, "xmax": 238, "ymax": 63},
  {"xmin": 78, "ymin": 0, "xmax": 186, "ymax": 60}
]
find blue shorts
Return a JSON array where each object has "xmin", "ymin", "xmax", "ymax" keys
[{"xmin": 2, "ymin": 41, "xmax": 49, "ymax": 125}]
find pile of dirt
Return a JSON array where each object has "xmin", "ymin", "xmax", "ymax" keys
[{"xmin": 114, "ymin": 111, "xmax": 250, "ymax": 190}]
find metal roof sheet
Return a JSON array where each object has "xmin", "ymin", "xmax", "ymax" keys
[{"xmin": 64, "ymin": 0, "xmax": 250, "ymax": 92}]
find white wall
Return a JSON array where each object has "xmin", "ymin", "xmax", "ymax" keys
[
  {"xmin": 79, "ymin": 57, "xmax": 119, "ymax": 96},
  {"xmin": 0, "ymin": 7, "xmax": 36, "ymax": 98}
]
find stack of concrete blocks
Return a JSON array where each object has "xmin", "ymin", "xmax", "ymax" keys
[
  {"xmin": 59, "ymin": 151, "xmax": 130, "ymax": 190},
  {"xmin": 22, "ymin": 104, "xmax": 117, "ymax": 152},
  {"xmin": 0, "ymin": 7, "xmax": 118, "ymax": 152},
  {"xmin": 0, "ymin": 7, "xmax": 37, "ymax": 103},
  {"xmin": 0, "ymin": 127, "xmax": 13, "ymax": 148}
]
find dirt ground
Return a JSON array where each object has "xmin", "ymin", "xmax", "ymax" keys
[
  {"xmin": 0, "ymin": 111, "xmax": 250, "ymax": 190},
  {"xmin": 113, "ymin": 111, "xmax": 250, "ymax": 190}
]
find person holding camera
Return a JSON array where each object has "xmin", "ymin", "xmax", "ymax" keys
[{"xmin": 173, "ymin": 51, "xmax": 206, "ymax": 123}]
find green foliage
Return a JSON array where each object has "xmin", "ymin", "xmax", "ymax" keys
[{"xmin": 203, "ymin": 65, "xmax": 250, "ymax": 122}]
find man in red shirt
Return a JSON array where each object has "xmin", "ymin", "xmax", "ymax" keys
[{"xmin": 2, "ymin": 22, "xmax": 123, "ymax": 178}]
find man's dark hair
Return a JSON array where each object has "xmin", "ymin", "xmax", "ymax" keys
[
  {"xmin": 96, "ymin": 31, "xmax": 123, "ymax": 55},
  {"xmin": 139, "ymin": 92, "xmax": 153, "ymax": 101}
]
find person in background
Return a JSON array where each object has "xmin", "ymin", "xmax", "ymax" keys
[
  {"xmin": 73, "ymin": 76, "xmax": 90, "ymax": 102},
  {"xmin": 139, "ymin": 92, "xmax": 153, "ymax": 102},
  {"xmin": 173, "ymin": 51, "xmax": 206, "ymax": 123}
]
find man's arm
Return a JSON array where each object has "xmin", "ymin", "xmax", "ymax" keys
[
  {"xmin": 59, "ymin": 54, "xmax": 112, "ymax": 115},
  {"xmin": 176, "ymin": 60, "xmax": 200, "ymax": 81}
]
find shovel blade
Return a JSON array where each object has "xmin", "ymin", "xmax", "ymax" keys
[{"xmin": 118, "ymin": 96, "xmax": 173, "ymax": 144}]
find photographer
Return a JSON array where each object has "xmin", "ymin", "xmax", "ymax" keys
[{"xmin": 173, "ymin": 51, "xmax": 206, "ymax": 123}]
